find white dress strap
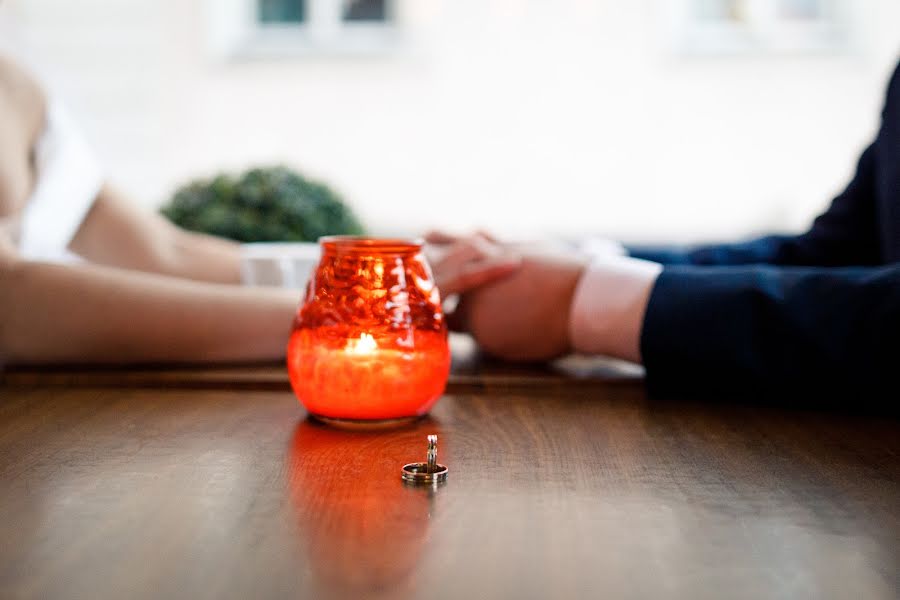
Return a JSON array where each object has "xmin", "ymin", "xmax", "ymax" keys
[{"xmin": 19, "ymin": 99, "xmax": 103, "ymax": 262}]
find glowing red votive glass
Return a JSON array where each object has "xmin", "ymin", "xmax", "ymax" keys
[{"xmin": 286, "ymin": 237, "xmax": 451, "ymax": 425}]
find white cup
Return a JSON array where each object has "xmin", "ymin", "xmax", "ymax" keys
[{"xmin": 240, "ymin": 242, "xmax": 321, "ymax": 289}]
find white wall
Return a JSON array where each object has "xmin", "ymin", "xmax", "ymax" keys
[{"xmin": 4, "ymin": 0, "xmax": 900, "ymax": 242}]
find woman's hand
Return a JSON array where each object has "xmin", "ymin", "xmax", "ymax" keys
[{"xmin": 426, "ymin": 231, "xmax": 521, "ymax": 298}]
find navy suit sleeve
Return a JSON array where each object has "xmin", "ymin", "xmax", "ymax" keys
[
  {"xmin": 628, "ymin": 140, "xmax": 881, "ymax": 267},
  {"xmin": 640, "ymin": 264, "xmax": 900, "ymax": 398}
]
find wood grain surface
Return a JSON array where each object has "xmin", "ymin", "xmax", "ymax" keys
[{"xmin": 0, "ymin": 378, "xmax": 897, "ymax": 600}]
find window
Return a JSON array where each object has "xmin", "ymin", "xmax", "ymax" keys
[
  {"xmin": 253, "ymin": 0, "xmax": 392, "ymax": 33},
  {"xmin": 666, "ymin": 0, "xmax": 850, "ymax": 55},
  {"xmin": 343, "ymin": 0, "xmax": 387, "ymax": 22},
  {"xmin": 258, "ymin": 0, "xmax": 306, "ymax": 24},
  {"xmin": 207, "ymin": 0, "xmax": 395, "ymax": 59},
  {"xmin": 256, "ymin": 0, "xmax": 391, "ymax": 26}
]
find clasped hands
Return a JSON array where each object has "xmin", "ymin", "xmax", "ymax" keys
[{"xmin": 427, "ymin": 231, "xmax": 659, "ymax": 364}]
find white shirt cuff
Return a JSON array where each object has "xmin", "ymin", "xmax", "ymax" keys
[
  {"xmin": 239, "ymin": 242, "xmax": 320, "ymax": 288},
  {"xmin": 568, "ymin": 256, "xmax": 662, "ymax": 359}
]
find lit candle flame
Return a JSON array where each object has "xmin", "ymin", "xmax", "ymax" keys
[{"xmin": 345, "ymin": 332, "xmax": 378, "ymax": 355}]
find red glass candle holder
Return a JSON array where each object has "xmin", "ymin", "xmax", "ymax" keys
[{"xmin": 287, "ymin": 236, "xmax": 451, "ymax": 426}]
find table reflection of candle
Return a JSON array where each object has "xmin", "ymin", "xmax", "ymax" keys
[
  {"xmin": 286, "ymin": 419, "xmax": 440, "ymax": 596},
  {"xmin": 287, "ymin": 328, "xmax": 451, "ymax": 422}
]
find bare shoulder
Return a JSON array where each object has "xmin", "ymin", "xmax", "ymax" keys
[
  {"xmin": 0, "ymin": 55, "xmax": 46, "ymax": 217},
  {"xmin": 0, "ymin": 54, "xmax": 47, "ymax": 137}
]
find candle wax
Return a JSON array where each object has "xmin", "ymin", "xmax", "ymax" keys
[{"xmin": 287, "ymin": 328, "xmax": 451, "ymax": 420}]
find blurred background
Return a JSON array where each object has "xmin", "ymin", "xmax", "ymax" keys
[{"xmin": 2, "ymin": 0, "xmax": 899, "ymax": 243}]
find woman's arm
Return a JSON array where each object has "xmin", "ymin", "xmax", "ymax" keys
[
  {"xmin": 0, "ymin": 54, "xmax": 233, "ymax": 281},
  {"xmin": 68, "ymin": 184, "xmax": 242, "ymax": 283},
  {"xmin": 0, "ymin": 249, "xmax": 297, "ymax": 364},
  {"xmin": 0, "ymin": 234, "xmax": 521, "ymax": 365}
]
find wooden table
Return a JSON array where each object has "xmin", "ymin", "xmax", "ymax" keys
[{"xmin": 1, "ymin": 339, "xmax": 898, "ymax": 600}]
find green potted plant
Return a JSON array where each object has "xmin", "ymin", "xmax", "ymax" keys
[{"xmin": 161, "ymin": 166, "xmax": 365, "ymax": 242}]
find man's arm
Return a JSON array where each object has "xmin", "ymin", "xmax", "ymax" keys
[
  {"xmin": 458, "ymin": 252, "xmax": 899, "ymax": 397},
  {"xmin": 629, "ymin": 140, "xmax": 881, "ymax": 267},
  {"xmin": 631, "ymin": 60, "xmax": 900, "ymax": 269},
  {"xmin": 68, "ymin": 184, "xmax": 242, "ymax": 283},
  {"xmin": 639, "ymin": 264, "xmax": 900, "ymax": 396},
  {"xmin": 0, "ymin": 250, "xmax": 297, "ymax": 364}
]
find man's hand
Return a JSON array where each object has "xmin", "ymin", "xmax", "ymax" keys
[
  {"xmin": 457, "ymin": 253, "xmax": 588, "ymax": 361},
  {"xmin": 426, "ymin": 231, "xmax": 660, "ymax": 364}
]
